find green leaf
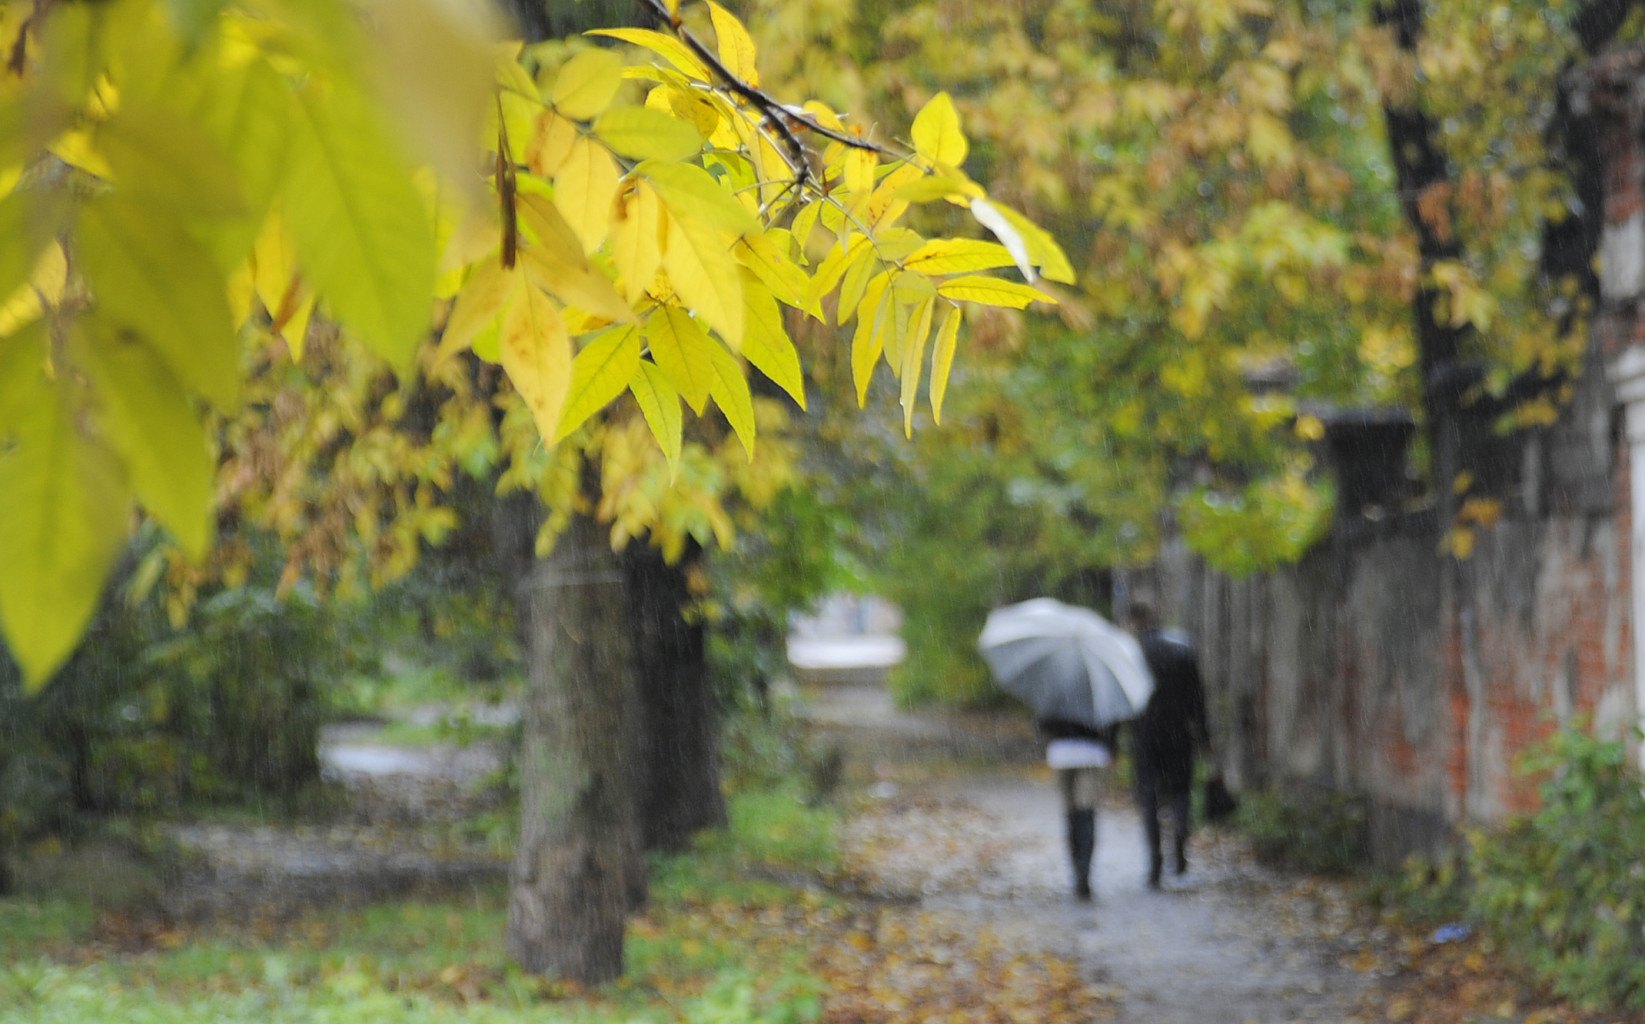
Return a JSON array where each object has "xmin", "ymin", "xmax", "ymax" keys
[
  {"xmin": 75, "ymin": 318, "xmax": 214, "ymax": 559},
  {"xmin": 0, "ymin": 190, "xmax": 54, "ymax": 307},
  {"xmin": 98, "ymin": 101, "xmax": 245, "ymax": 218},
  {"xmin": 161, "ymin": 0, "xmax": 230, "ymax": 46},
  {"xmin": 76, "ymin": 194, "xmax": 241, "ymax": 411},
  {"xmin": 705, "ymin": 336, "xmax": 756, "ymax": 459},
  {"xmin": 557, "ymin": 323, "xmax": 643, "ymax": 440},
  {"xmin": 285, "ymin": 84, "xmax": 436, "ymax": 367},
  {"xmin": 0, "ymin": 381, "xmax": 131, "ymax": 690},
  {"xmin": 645, "ymin": 306, "xmax": 716, "ymax": 413},
  {"xmin": 594, "ymin": 106, "xmax": 705, "ymax": 161},
  {"xmin": 0, "ymin": 320, "xmax": 50, "ymax": 438},
  {"xmin": 630, "ymin": 358, "xmax": 682, "ymax": 474}
]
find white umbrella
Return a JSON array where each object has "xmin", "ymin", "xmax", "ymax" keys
[{"xmin": 977, "ymin": 598, "xmax": 1154, "ymax": 730}]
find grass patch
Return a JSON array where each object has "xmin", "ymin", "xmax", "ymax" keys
[{"xmin": 0, "ymin": 787, "xmax": 836, "ymax": 1024}]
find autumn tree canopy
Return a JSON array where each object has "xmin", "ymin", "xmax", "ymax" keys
[{"xmin": 0, "ymin": 0, "xmax": 1071, "ymax": 688}]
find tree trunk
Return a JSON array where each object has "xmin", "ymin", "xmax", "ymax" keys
[
  {"xmin": 505, "ymin": 510, "xmax": 634, "ymax": 984},
  {"xmin": 623, "ymin": 541, "xmax": 727, "ymax": 853}
]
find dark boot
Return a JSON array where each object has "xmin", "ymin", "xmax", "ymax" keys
[
  {"xmin": 1171, "ymin": 789, "xmax": 1191, "ymax": 875},
  {"xmin": 1067, "ymin": 809, "xmax": 1096, "ymax": 900}
]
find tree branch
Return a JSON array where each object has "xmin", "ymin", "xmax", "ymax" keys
[{"xmin": 633, "ymin": 0, "xmax": 901, "ymax": 190}]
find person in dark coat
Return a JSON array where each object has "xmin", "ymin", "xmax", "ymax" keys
[
  {"xmin": 1127, "ymin": 599, "xmax": 1209, "ymax": 889},
  {"xmin": 1037, "ymin": 717, "xmax": 1118, "ymax": 901}
]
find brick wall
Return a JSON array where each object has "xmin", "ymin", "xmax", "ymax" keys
[{"xmin": 1154, "ymin": 47, "xmax": 1645, "ymax": 867}]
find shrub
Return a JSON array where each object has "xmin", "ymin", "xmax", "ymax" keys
[
  {"xmin": 1465, "ymin": 725, "xmax": 1645, "ymax": 1010},
  {"xmin": 1238, "ymin": 785, "xmax": 1368, "ymax": 876},
  {"xmin": 0, "ymin": 579, "xmax": 366, "ymax": 852}
]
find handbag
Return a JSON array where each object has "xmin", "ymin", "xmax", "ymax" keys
[{"xmin": 1204, "ymin": 773, "xmax": 1239, "ymax": 822}]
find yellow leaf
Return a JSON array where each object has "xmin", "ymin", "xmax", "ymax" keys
[
  {"xmin": 515, "ymin": 194, "xmax": 635, "ymax": 322},
  {"xmin": 911, "ymin": 92, "xmax": 967, "ymax": 167},
  {"xmin": 649, "ymin": 83, "xmax": 721, "ymax": 136},
  {"xmin": 866, "ymin": 162, "xmax": 924, "ymax": 230},
  {"xmin": 930, "ymin": 302, "xmax": 961, "ymax": 424},
  {"xmin": 526, "ymin": 108, "xmax": 578, "ymax": 178},
  {"xmin": 896, "ymin": 171, "xmax": 984, "ymax": 204},
  {"xmin": 900, "ymin": 296, "xmax": 935, "ymax": 437},
  {"xmin": 640, "ymin": 159, "xmax": 760, "ymax": 236},
  {"xmin": 840, "ymin": 242, "xmax": 887, "ymax": 326},
  {"xmin": 0, "ymin": 242, "xmax": 67, "ymax": 338},
  {"xmin": 790, "ymin": 201, "xmax": 822, "ymax": 253},
  {"xmin": 807, "ymin": 234, "xmax": 869, "ymax": 315},
  {"xmin": 706, "ymin": 2, "xmax": 760, "ymax": 87},
  {"xmin": 976, "ymin": 199, "xmax": 1076, "ymax": 285},
  {"xmin": 645, "ymin": 306, "xmax": 716, "ymax": 413},
  {"xmin": 499, "ymin": 282, "xmax": 573, "ymax": 442},
  {"xmin": 705, "ymin": 337, "xmax": 756, "ymax": 459},
  {"xmin": 735, "ymin": 232, "xmax": 811, "ymax": 310},
  {"xmin": 557, "ymin": 322, "xmax": 642, "ymax": 440},
  {"xmin": 279, "ymin": 290, "xmax": 316, "ymax": 360},
  {"xmin": 553, "ymin": 136, "xmax": 619, "ymax": 256},
  {"xmin": 551, "ymin": 48, "xmax": 624, "ymax": 121},
  {"xmin": 852, "ymin": 274, "xmax": 890, "ymax": 407},
  {"xmin": 251, "ymin": 212, "xmax": 300, "ymax": 319},
  {"xmin": 630, "ymin": 359, "xmax": 682, "ymax": 474},
  {"xmin": 739, "ymin": 270, "xmax": 805, "ymax": 408},
  {"xmin": 937, "ymin": 275, "xmax": 1054, "ymax": 308},
  {"xmin": 662, "ymin": 213, "xmax": 743, "ymax": 348},
  {"xmin": 594, "ymin": 105, "xmax": 704, "ymax": 161},
  {"xmin": 589, "ymin": 29, "xmax": 712, "ymax": 82},
  {"xmin": 437, "ymin": 257, "xmax": 515, "ymax": 363},
  {"xmin": 843, "ymin": 148, "xmax": 876, "ymax": 203},
  {"xmin": 611, "ymin": 181, "xmax": 665, "ymax": 304},
  {"xmin": 883, "ymin": 272, "xmax": 934, "ymax": 372},
  {"xmin": 47, "ymin": 129, "xmax": 113, "ymax": 179},
  {"xmin": 904, "ymin": 239, "xmax": 1017, "ymax": 276}
]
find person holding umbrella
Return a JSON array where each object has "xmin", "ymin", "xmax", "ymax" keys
[
  {"xmin": 1039, "ymin": 716, "xmax": 1118, "ymax": 900},
  {"xmin": 978, "ymin": 598, "xmax": 1154, "ymax": 901},
  {"xmin": 1126, "ymin": 599, "xmax": 1210, "ymax": 889}
]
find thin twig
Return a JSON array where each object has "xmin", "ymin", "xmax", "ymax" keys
[{"xmin": 634, "ymin": 0, "xmax": 903, "ymax": 189}]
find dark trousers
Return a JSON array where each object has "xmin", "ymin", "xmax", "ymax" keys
[{"xmin": 1137, "ymin": 770, "xmax": 1190, "ymax": 884}]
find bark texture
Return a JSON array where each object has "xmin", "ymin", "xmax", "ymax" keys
[
  {"xmin": 623, "ymin": 542, "xmax": 727, "ymax": 853},
  {"xmin": 505, "ymin": 511, "xmax": 633, "ymax": 983}
]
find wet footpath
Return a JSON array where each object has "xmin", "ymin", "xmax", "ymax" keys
[{"xmin": 808, "ymin": 680, "xmax": 1394, "ymax": 1024}]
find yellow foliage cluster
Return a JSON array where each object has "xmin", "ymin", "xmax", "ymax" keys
[{"xmin": 0, "ymin": 0, "xmax": 1070, "ymax": 686}]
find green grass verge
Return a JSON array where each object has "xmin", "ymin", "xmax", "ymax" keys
[{"xmin": 0, "ymin": 787, "xmax": 836, "ymax": 1024}]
